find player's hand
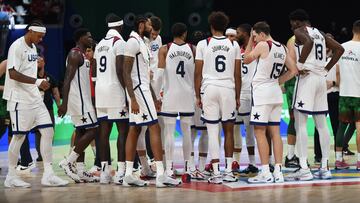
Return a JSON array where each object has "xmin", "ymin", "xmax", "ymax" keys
[
  {"xmin": 196, "ymin": 97, "xmax": 202, "ymax": 109},
  {"xmin": 39, "ymin": 80, "xmax": 51, "ymax": 91},
  {"xmin": 155, "ymin": 99, "xmax": 162, "ymax": 112},
  {"xmin": 281, "ymin": 85, "xmax": 286, "ymax": 93},
  {"xmin": 236, "ymin": 98, "xmax": 240, "ymax": 109},
  {"xmin": 131, "ymin": 99, "xmax": 140, "ymax": 114},
  {"xmin": 298, "ymin": 69, "xmax": 310, "ymax": 76},
  {"xmin": 57, "ymin": 104, "xmax": 67, "ymax": 118},
  {"xmin": 326, "ymin": 80, "xmax": 333, "ymax": 90}
]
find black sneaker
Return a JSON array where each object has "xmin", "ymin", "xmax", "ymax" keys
[
  {"xmin": 343, "ymin": 148, "xmax": 355, "ymax": 156},
  {"xmin": 285, "ymin": 155, "xmax": 300, "ymax": 168},
  {"xmin": 239, "ymin": 164, "xmax": 259, "ymax": 177},
  {"xmin": 36, "ymin": 156, "xmax": 43, "ymax": 162}
]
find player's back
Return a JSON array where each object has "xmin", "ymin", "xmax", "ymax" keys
[
  {"xmin": 162, "ymin": 42, "xmax": 195, "ymax": 112},
  {"xmin": 67, "ymin": 48, "xmax": 93, "ymax": 115},
  {"xmin": 199, "ymin": 36, "xmax": 240, "ymax": 89},
  {"xmin": 302, "ymin": 27, "xmax": 327, "ymax": 75},
  {"xmin": 94, "ymin": 36, "xmax": 126, "ymax": 108},
  {"xmin": 252, "ymin": 40, "xmax": 286, "ymax": 105},
  {"xmin": 240, "ymin": 48, "xmax": 256, "ymax": 96}
]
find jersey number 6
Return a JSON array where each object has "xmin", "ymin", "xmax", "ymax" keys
[{"xmin": 215, "ymin": 55, "xmax": 226, "ymax": 72}]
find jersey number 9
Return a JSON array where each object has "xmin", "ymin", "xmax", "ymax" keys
[{"xmin": 99, "ymin": 56, "xmax": 107, "ymax": 72}]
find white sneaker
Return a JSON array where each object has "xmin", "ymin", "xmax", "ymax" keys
[
  {"xmin": 314, "ymin": 169, "xmax": 332, "ymax": 180},
  {"xmin": 156, "ymin": 174, "xmax": 181, "ymax": 188},
  {"xmin": 59, "ymin": 159, "xmax": 81, "ymax": 183},
  {"xmin": 273, "ymin": 171, "xmax": 284, "ymax": 183},
  {"xmin": 189, "ymin": 169, "xmax": 206, "ymax": 180},
  {"xmin": 41, "ymin": 173, "xmax": 69, "ymax": 187},
  {"xmin": 113, "ymin": 172, "xmax": 124, "ymax": 185},
  {"xmin": 149, "ymin": 159, "xmax": 157, "ymax": 172},
  {"xmin": 78, "ymin": 170, "xmax": 98, "ymax": 183},
  {"xmin": 123, "ymin": 174, "xmax": 149, "ymax": 187},
  {"xmin": 285, "ymin": 168, "xmax": 313, "ymax": 181},
  {"xmin": 223, "ymin": 171, "xmax": 238, "ymax": 182},
  {"xmin": 100, "ymin": 171, "xmax": 112, "ymax": 184},
  {"xmin": 4, "ymin": 175, "xmax": 31, "ymax": 188},
  {"xmin": 140, "ymin": 167, "xmax": 156, "ymax": 179},
  {"xmin": 16, "ymin": 162, "xmax": 36, "ymax": 174},
  {"xmin": 201, "ymin": 169, "xmax": 212, "ymax": 177},
  {"xmin": 88, "ymin": 165, "xmax": 101, "ymax": 174},
  {"xmin": 208, "ymin": 174, "xmax": 223, "ymax": 184},
  {"xmin": 248, "ymin": 171, "xmax": 274, "ymax": 183}
]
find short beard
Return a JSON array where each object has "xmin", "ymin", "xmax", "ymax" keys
[{"xmin": 143, "ymin": 30, "xmax": 151, "ymax": 38}]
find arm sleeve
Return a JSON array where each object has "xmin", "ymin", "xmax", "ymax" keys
[
  {"xmin": 234, "ymin": 42, "xmax": 241, "ymax": 60},
  {"xmin": 124, "ymin": 38, "xmax": 140, "ymax": 57},
  {"xmin": 195, "ymin": 40, "xmax": 205, "ymax": 60}
]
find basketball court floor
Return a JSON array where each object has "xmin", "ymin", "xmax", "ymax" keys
[{"xmin": 0, "ymin": 136, "xmax": 359, "ymax": 203}]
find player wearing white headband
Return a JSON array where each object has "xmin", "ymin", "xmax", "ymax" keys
[
  {"xmin": 225, "ymin": 28, "xmax": 237, "ymax": 42},
  {"xmin": 3, "ymin": 21, "xmax": 68, "ymax": 188}
]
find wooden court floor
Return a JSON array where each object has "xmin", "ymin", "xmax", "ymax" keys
[{"xmin": 0, "ymin": 139, "xmax": 359, "ymax": 203}]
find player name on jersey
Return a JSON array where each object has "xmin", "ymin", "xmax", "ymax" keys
[
  {"xmin": 212, "ymin": 45, "xmax": 230, "ymax": 52},
  {"xmin": 168, "ymin": 50, "xmax": 192, "ymax": 60}
]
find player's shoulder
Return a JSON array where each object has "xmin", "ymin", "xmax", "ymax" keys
[{"xmin": 196, "ymin": 39, "xmax": 207, "ymax": 48}]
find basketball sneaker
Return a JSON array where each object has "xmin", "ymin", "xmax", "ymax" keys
[
  {"xmin": 335, "ymin": 160, "xmax": 350, "ymax": 170},
  {"xmin": 4, "ymin": 175, "xmax": 31, "ymax": 188},
  {"xmin": 140, "ymin": 167, "xmax": 156, "ymax": 179},
  {"xmin": 189, "ymin": 169, "xmax": 206, "ymax": 180},
  {"xmin": 59, "ymin": 159, "xmax": 81, "ymax": 183},
  {"xmin": 208, "ymin": 174, "xmax": 223, "ymax": 184},
  {"xmin": 41, "ymin": 173, "xmax": 69, "ymax": 186},
  {"xmin": 16, "ymin": 162, "xmax": 36, "ymax": 174},
  {"xmin": 156, "ymin": 174, "xmax": 181, "ymax": 187},
  {"xmin": 123, "ymin": 174, "xmax": 149, "ymax": 187},
  {"xmin": 231, "ymin": 161, "xmax": 240, "ymax": 172},
  {"xmin": 100, "ymin": 170, "xmax": 112, "ymax": 184},
  {"xmin": 205, "ymin": 163, "xmax": 213, "ymax": 173},
  {"xmin": 88, "ymin": 165, "xmax": 101, "ymax": 174},
  {"xmin": 285, "ymin": 168, "xmax": 313, "ymax": 181},
  {"xmin": 239, "ymin": 164, "xmax": 259, "ymax": 177},
  {"xmin": 248, "ymin": 171, "xmax": 274, "ymax": 183},
  {"xmin": 273, "ymin": 171, "xmax": 284, "ymax": 183},
  {"xmin": 78, "ymin": 170, "xmax": 98, "ymax": 183},
  {"xmin": 285, "ymin": 155, "xmax": 300, "ymax": 168},
  {"xmin": 223, "ymin": 171, "xmax": 238, "ymax": 182},
  {"xmin": 313, "ymin": 168, "xmax": 332, "ymax": 179},
  {"xmin": 113, "ymin": 171, "xmax": 124, "ymax": 185}
]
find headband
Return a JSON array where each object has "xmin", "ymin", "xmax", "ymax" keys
[
  {"xmin": 28, "ymin": 26, "xmax": 46, "ymax": 33},
  {"xmin": 108, "ymin": 20, "xmax": 123, "ymax": 27},
  {"xmin": 225, "ymin": 28, "xmax": 236, "ymax": 36}
]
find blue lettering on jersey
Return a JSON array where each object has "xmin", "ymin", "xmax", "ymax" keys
[
  {"xmin": 151, "ymin": 44, "xmax": 159, "ymax": 52},
  {"xmin": 27, "ymin": 54, "xmax": 38, "ymax": 62}
]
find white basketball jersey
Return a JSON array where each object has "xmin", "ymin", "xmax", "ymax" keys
[
  {"xmin": 338, "ymin": 40, "xmax": 360, "ymax": 97},
  {"xmin": 240, "ymin": 47, "xmax": 256, "ymax": 97},
  {"xmin": 196, "ymin": 36, "xmax": 241, "ymax": 90},
  {"xmin": 302, "ymin": 27, "xmax": 327, "ymax": 76},
  {"xmin": 162, "ymin": 43, "xmax": 195, "ymax": 112},
  {"xmin": 94, "ymin": 35, "xmax": 126, "ymax": 108},
  {"xmin": 67, "ymin": 48, "xmax": 94, "ymax": 116},
  {"xmin": 252, "ymin": 41, "xmax": 286, "ymax": 105},
  {"xmin": 149, "ymin": 35, "xmax": 162, "ymax": 71}
]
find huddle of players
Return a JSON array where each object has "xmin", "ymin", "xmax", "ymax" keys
[
  {"xmin": 5, "ymin": 7, "xmax": 357, "ymax": 188},
  {"xmin": 59, "ymin": 7, "xmax": 360, "ymax": 186}
]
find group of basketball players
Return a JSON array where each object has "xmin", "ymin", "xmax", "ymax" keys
[{"xmin": 2, "ymin": 8, "xmax": 360, "ymax": 188}]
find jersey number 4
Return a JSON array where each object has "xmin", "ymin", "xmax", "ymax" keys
[
  {"xmin": 176, "ymin": 61, "xmax": 185, "ymax": 77},
  {"xmin": 99, "ymin": 56, "xmax": 107, "ymax": 72}
]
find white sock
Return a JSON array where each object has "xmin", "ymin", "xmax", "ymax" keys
[
  {"xmin": 39, "ymin": 128, "xmax": 54, "ymax": 164},
  {"xmin": 321, "ymin": 158, "xmax": 328, "ymax": 170},
  {"xmin": 166, "ymin": 160, "xmax": 173, "ymax": 174},
  {"xmin": 269, "ymin": 155, "xmax": 274, "ymax": 164},
  {"xmin": 43, "ymin": 162, "xmax": 53, "ymax": 174},
  {"xmin": 184, "ymin": 160, "xmax": 190, "ymax": 172},
  {"xmin": 189, "ymin": 155, "xmax": 196, "ymax": 171},
  {"xmin": 181, "ymin": 119, "xmax": 192, "ymax": 161},
  {"xmin": 274, "ymin": 164, "xmax": 282, "ymax": 174},
  {"xmin": 314, "ymin": 115, "xmax": 331, "ymax": 160},
  {"xmin": 8, "ymin": 134, "xmax": 26, "ymax": 176},
  {"xmin": 212, "ymin": 162, "xmax": 220, "ymax": 175},
  {"xmin": 156, "ymin": 161, "xmax": 164, "ymax": 177},
  {"xmin": 300, "ymin": 157, "xmax": 308, "ymax": 169},
  {"xmin": 77, "ymin": 162, "xmax": 85, "ymax": 174},
  {"xmin": 101, "ymin": 161, "xmax": 108, "ymax": 172},
  {"xmin": 233, "ymin": 152, "xmax": 241, "ymax": 163},
  {"xmin": 287, "ymin": 145, "xmax": 295, "ymax": 159},
  {"xmin": 249, "ymin": 155, "xmax": 256, "ymax": 166},
  {"xmin": 335, "ymin": 151, "xmax": 342, "ymax": 161},
  {"xmin": 262, "ymin": 164, "xmax": 270, "ymax": 174},
  {"xmin": 67, "ymin": 151, "xmax": 80, "ymax": 163},
  {"xmin": 125, "ymin": 161, "xmax": 133, "ymax": 176},
  {"xmin": 139, "ymin": 155, "xmax": 150, "ymax": 171},
  {"xmin": 199, "ymin": 156, "xmax": 207, "ymax": 171},
  {"xmin": 358, "ymin": 153, "xmax": 360, "ymax": 162},
  {"xmin": 117, "ymin": 162, "xmax": 125, "ymax": 175},
  {"xmin": 225, "ymin": 157, "xmax": 233, "ymax": 172},
  {"xmin": 207, "ymin": 123, "xmax": 220, "ymax": 160}
]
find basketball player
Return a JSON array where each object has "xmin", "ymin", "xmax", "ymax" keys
[
  {"xmin": 122, "ymin": 16, "xmax": 180, "ymax": 187},
  {"xmin": 3, "ymin": 21, "xmax": 68, "ymax": 187},
  {"xmin": 225, "ymin": 28, "xmax": 237, "ymax": 42},
  {"xmin": 335, "ymin": 19, "xmax": 360, "ymax": 170},
  {"xmin": 195, "ymin": 11, "xmax": 241, "ymax": 184},
  {"xmin": 93, "ymin": 14, "xmax": 129, "ymax": 184},
  {"xmin": 58, "ymin": 28, "xmax": 99, "ymax": 183},
  {"xmin": 235, "ymin": 23, "xmax": 259, "ymax": 175},
  {"xmin": 157, "ymin": 22, "xmax": 195, "ymax": 177},
  {"xmin": 285, "ymin": 9, "xmax": 344, "ymax": 181},
  {"xmin": 244, "ymin": 21, "xmax": 298, "ymax": 183}
]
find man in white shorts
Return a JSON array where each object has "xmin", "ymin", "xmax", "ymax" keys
[{"xmin": 3, "ymin": 21, "xmax": 68, "ymax": 187}]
